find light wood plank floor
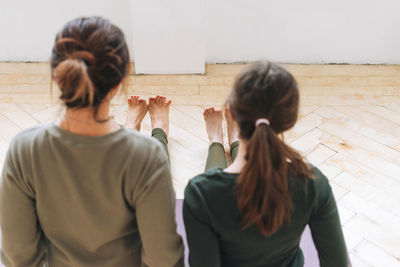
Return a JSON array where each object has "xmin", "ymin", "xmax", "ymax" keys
[{"xmin": 0, "ymin": 63, "xmax": 400, "ymax": 266}]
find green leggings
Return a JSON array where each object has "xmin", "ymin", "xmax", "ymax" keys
[
  {"xmin": 151, "ymin": 128, "xmax": 239, "ymax": 171},
  {"xmin": 204, "ymin": 141, "xmax": 239, "ymax": 171},
  {"xmin": 152, "ymin": 128, "xmax": 170, "ymax": 163},
  {"xmin": 152, "ymin": 128, "xmax": 239, "ymax": 171}
]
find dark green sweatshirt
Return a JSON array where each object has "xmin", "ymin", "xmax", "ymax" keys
[{"xmin": 183, "ymin": 167, "xmax": 348, "ymax": 267}]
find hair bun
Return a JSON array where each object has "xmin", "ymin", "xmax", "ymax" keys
[
  {"xmin": 50, "ymin": 16, "xmax": 130, "ymax": 115},
  {"xmin": 53, "ymin": 58, "xmax": 95, "ymax": 106},
  {"xmin": 70, "ymin": 50, "xmax": 96, "ymax": 67}
]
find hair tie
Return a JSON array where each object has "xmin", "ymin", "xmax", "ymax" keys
[{"xmin": 255, "ymin": 118, "xmax": 270, "ymax": 127}]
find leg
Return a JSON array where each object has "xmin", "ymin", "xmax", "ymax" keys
[
  {"xmin": 149, "ymin": 96, "xmax": 172, "ymax": 162},
  {"xmin": 152, "ymin": 128, "xmax": 170, "ymax": 161},
  {"xmin": 203, "ymin": 108, "xmax": 227, "ymax": 171},
  {"xmin": 125, "ymin": 96, "xmax": 148, "ymax": 131},
  {"xmin": 230, "ymin": 141, "xmax": 240, "ymax": 161},
  {"xmin": 205, "ymin": 142, "xmax": 227, "ymax": 171},
  {"xmin": 225, "ymin": 106, "xmax": 240, "ymax": 162}
]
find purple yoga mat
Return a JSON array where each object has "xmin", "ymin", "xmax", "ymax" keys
[{"xmin": 175, "ymin": 199, "xmax": 320, "ymax": 267}]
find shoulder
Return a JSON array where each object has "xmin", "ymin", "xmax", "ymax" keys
[
  {"xmin": 7, "ymin": 124, "xmax": 50, "ymax": 154},
  {"xmin": 304, "ymin": 164, "xmax": 334, "ymax": 205},
  {"xmin": 122, "ymin": 127, "xmax": 162, "ymax": 149},
  {"xmin": 109, "ymin": 129, "xmax": 171, "ymax": 202},
  {"xmin": 286, "ymin": 164, "xmax": 334, "ymax": 215},
  {"xmin": 184, "ymin": 169, "xmax": 223, "ymax": 219},
  {"xmin": 119, "ymin": 127, "xmax": 168, "ymax": 164},
  {"xmin": 308, "ymin": 165, "xmax": 331, "ymax": 191},
  {"xmin": 187, "ymin": 167, "xmax": 225, "ymax": 187},
  {"xmin": 11, "ymin": 123, "xmax": 49, "ymax": 142},
  {"xmin": 288, "ymin": 163, "xmax": 330, "ymax": 193},
  {"xmin": 290, "ymin": 164, "xmax": 330, "ymax": 189},
  {"xmin": 185, "ymin": 168, "xmax": 234, "ymax": 199},
  {"xmin": 3, "ymin": 124, "xmax": 50, "ymax": 186}
]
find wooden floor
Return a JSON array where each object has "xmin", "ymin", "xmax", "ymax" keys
[{"xmin": 1, "ymin": 63, "xmax": 400, "ymax": 266}]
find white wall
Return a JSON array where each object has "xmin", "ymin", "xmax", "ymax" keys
[
  {"xmin": 205, "ymin": 0, "xmax": 400, "ymax": 64},
  {"xmin": 1, "ymin": 0, "xmax": 400, "ymax": 65},
  {"xmin": 131, "ymin": 0, "xmax": 205, "ymax": 74},
  {"xmin": 0, "ymin": 0, "xmax": 134, "ymax": 62}
]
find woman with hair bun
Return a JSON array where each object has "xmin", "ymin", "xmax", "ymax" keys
[
  {"xmin": 184, "ymin": 62, "xmax": 349, "ymax": 267},
  {"xmin": 0, "ymin": 17, "xmax": 184, "ymax": 266}
]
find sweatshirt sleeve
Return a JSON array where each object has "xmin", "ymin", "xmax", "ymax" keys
[
  {"xmin": 131, "ymin": 144, "xmax": 184, "ymax": 267},
  {"xmin": 309, "ymin": 168, "xmax": 349, "ymax": 267},
  {"xmin": 0, "ymin": 143, "xmax": 47, "ymax": 267},
  {"xmin": 183, "ymin": 180, "xmax": 221, "ymax": 267}
]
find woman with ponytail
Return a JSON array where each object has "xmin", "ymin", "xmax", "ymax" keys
[
  {"xmin": 183, "ymin": 62, "xmax": 348, "ymax": 267},
  {"xmin": 0, "ymin": 17, "xmax": 183, "ymax": 266}
]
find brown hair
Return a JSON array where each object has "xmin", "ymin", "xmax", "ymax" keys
[
  {"xmin": 51, "ymin": 16, "xmax": 130, "ymax": 120},
  {"xmin": 228, "ymin": 61, "xmax": 311, "ymax": 236}
]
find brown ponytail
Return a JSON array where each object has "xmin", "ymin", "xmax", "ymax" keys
[
  {"xmin": 229, "ymin": 61, "xmax": 311, "ymax": 236},
  {"xmin": 50, "ymin": 17, "xmax": 130, "ymax": 119}
]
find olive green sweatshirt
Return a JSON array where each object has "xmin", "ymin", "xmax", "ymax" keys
[{"xmin": 0, "ymin": 123, "xmax": 184, "ymax": 267}]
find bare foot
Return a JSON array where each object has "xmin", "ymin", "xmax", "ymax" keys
[
  {"xmin": 125, "ymin": 96, "xmax": 148, "ymax": 131},
  {"xmin": 148, "ymin": 95, "xmax": 171, "ymax": 136},
  {"xmin": 225, "ymin": 107, "xmax": 240, "ymax": 145},
  {"xmin": 203, "ymin": 107, "xmax": 223, "ymax": 145}
]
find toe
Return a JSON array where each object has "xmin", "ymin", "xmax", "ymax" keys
[{"xmin": 160, "ymin": 96, "xmax": 167, "ymax": 104}]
